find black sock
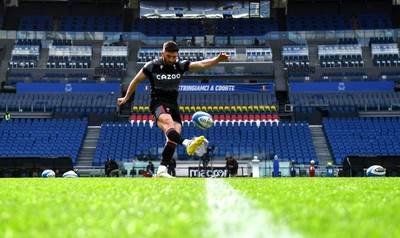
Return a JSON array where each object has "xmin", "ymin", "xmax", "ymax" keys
[
  {"xmin": 161, "ymin": 142, "xmax": 177, "ymax": 166},
  {"xmin": 166, "ymin": 128, "xmax": 184, "ymax": 145}
]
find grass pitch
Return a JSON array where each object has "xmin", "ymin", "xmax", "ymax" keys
[{"xmin": 0, "ymin": 177, "xmax": 399, "ymax": 238}]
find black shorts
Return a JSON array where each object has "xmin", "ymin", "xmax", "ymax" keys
[{"xmin": 150, "ymin": 100, "xmax": 182, "ymax": 125}]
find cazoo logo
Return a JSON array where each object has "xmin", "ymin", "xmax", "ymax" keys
[
  {"xmin": 188, "ymin": 167, "xmax": 227, "ymax": 177},
  {"xmin": 156, "ymin": 74, "xmax": 181, "ymax": 80}
]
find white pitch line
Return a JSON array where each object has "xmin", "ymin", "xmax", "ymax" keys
[{"xmin": 205, "ymin": 179, "xmax": 302, "ymax": 238}]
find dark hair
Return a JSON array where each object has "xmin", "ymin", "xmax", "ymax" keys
[{"xmin": 163, "ymin": 41, "xmax": 179, "ymax": 53}]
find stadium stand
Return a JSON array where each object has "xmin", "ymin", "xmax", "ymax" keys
[
  {"xmin": 283, "ymin": 44, "xmax": 314, "ymax": 80},
  {"xmin": 357, "ymin": 13, "xmax": 392, "ymax": 30},
  {"xmin": 8, "ymin": 39, "xmax": 41, "ymax": 69},
  {"xmin": 286, "ymin": 14, "xmax": 353, "ymax": 31},
  {"xmin": 323, "ymin": 117, "xmax": 400, "ymax": 164},
  {"xmin": 371, "ymin": 42, "xmax": 400, "ymax": 67},
  {"xmin": 18, "ymin": 15, "xmax": 53, "ymax": 31},
  {"xmin": 94, "ymin": 120, "xmax": 317, "ymax": 165},
  {"xmin": 318, "ymin": 44, "xmax": 364, "ymax": 68},
  {"xmin": 246, "ymin": 48, "xmax": 272, "ymax": 62},
  {"xmin": 289, "ymin": 91, "xmax": 400, "ymax": 113},
  {"xmin": 0, "ymin": 92, "xmax": 119, "ymax": 115},
  {"xmin": 47, "ymin": 45, "xmax": 92, "ymax": 69},
  {"xmin": 0, "ymin": 118, "xmax": 87, "ymax": 165},
  {"xmin": 57, "ymin": 16, "xmax": 123, "ymax": 32}
]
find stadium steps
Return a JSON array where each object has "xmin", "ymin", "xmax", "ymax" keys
[
  {"xmin": 91, "ymin": 45, "xmax": 102, "ymax": 68},
  {"xmin": 2, "ymin": 6, "xmax": 21, "ymax": 30},
  {"xmin": 0, "ymin": 55, "xmax": 10, "ymax": 83},
  {"xmin": 361, "ymin": 46, "xmax": 374, "ymax": 67},
  {"xmin": 307, "ymin": 44, "xmax": 319, "ymax": 67},
  {"xmin": 0, "ymin": 40, "xmax": 15, "ymax": 80},
  {"xmin": 120, "ymin": 41, "xmax": 144, "ymax": 91},
  {"xmin": 75, "ymin": 126, "xmax": 101, "ymax": 177},
  {"xmin": 38, "ymin": 47, "xmax": 49, "ymax": 68},
  {"xmin": 273, "ymin": 60, "xmax": 287, "ymax": 92},
  {"xmin": 309, "ymin": 125, "xmax": 333, "ymax": 166},
  {"xmin": 73, "ymin": 39, "xmax": 104, "ymax": 68},
  {"xmin": 269, "ymin": 39, "xmax": 293, "ymax": 61}
]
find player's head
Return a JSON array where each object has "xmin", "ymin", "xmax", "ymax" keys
[
  {"xmin": 162, "ymin": 41, "xmax": 179, "ymax": 66},
  {"xmin": 163, "ymin": 41, "xmax": 179, "ymax": 53}
]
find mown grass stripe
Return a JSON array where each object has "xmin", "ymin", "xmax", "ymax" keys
[{"xmin": 205, "ymin": 179, "xmax": 302, "ymax": 238}]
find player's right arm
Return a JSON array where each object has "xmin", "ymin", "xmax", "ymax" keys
[{"xmin": 118, "ymin": 69, "xmax": 147, "ymax": 105}]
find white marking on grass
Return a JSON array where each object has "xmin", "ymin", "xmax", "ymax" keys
[{"xmin": 206, "ymin": 179, "xmax": 302, "ymax": 238}]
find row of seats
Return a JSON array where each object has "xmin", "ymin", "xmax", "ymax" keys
[
  {"xmin": 55, "ymin": 107, "xmax": 116, "ymax": 116},
  {"xmin": 9, "ymin": 43, "xmax": 40, "ymax": 69},
  {"xmin": 19, "ymin": 15, "xmax": 53, "ymax": 31},
  {"xmin": 132, "ymin": 105, "xmax": 277, "ymax": 114},
  {"xmin": 100, "ymin": 56, "xmax": 127, "ymax": 70},
  {"xmin": 12, "ymin": 12, "xmax": 395, "ymax": 34},
  {"xmin": 129, "ymin": 113, "xmax": 279, "ymax": 122},
  {"xmin": 323, "ymin": 117, "xmax": 400, "ymax": 164},
  {"xmin": 100, "ymin": 46, "xmax": 128, "ymax": 71},
  {"xmin": 7, "ymin": 78, "xmax": 116, "ymax": 85},
  {"xmin": 140, "ymin": 1, "xmax": 251, "ymax": 18},
  {"xmin": 370, "ymin": 37, "xmax": 395, "ymax": 45},
  {"xmin": 295, "ymin": 106, "xmax": 357, "ymax": 113},
  {"xmin": 46, "ymin": 56, "xmax": 91, "ymax": 69},
  {"xmin": 285, "ymin": 61, "xmax": 313, "ymax": 77},
  {"xmin": 8, "ymin": 55, "xmax": 39, "ymax": 68},
  {"xmin": 317, "ymin": 71, "xmax": 382, "ymax": 82},
  {"xmin": 246, "ymin": 48, "xmax": 272, "ymax": 62},
  {"xmin": 286, "ymin": 13, "xmax": 391, "ymax": 31},
  {"xmin": 0, "ymin": 92, "xmax": 120, "ymax": 114},
  {"xmin": 18, "ymin": 15, "xmax": 123, "ymax": 32},
  {"xmin": 282, "ymin": 45, "xmax": 309, "ymax": 60},
  {"xmin": 133, "ymin": 92, "xmax": 277, "ymax": 107},
  {"xmin": 287, "ymin": 14, "xmax": 353, "ymax": 31},
  {"xmin": 289, "ymin": 91, "xmax": 400, "ymax": 109},
  {"xmin": 137, "ymin": 51, "xmax": 205, "ymax": 63},
  {"xmin": 0, "ymin": 119, "xmax": 87, "ymax": 164},
  {"xmin": 137, "ymin": 47, "xmax": 237, "ymax": 62},
  {"xmin": 16, "ymin": 39, "xmax": 42, "ymax": 47},
  {"xmin": 132, "ymin": 18, "xmax": 278, "ymax": 36},
  {"xmin": 373, "ymin": 55, "xmax": 400, "ymax": 67},
  {"xmin": 358, "ymin": 13, "xmax": 392, "ymax": 29},
  {"xmin": 320, "ymin": 55, "xmax": 364, "ymax": 68},
  {"xmin": 43, "ymin": 73, "xmax": 89, "ymax": 80},
  {"xmin": 132, "ymin": 19, "xmax": 205, "ymax": 36},
  {"xmin": 338, "ymin": 38, "xmax": 359, "ymax": 45},
  {"xmin": 52, "ymin": 39, "xmax": 73, "ymax": 46},
  {"xmin": 93, "ymin": 121, "xmax": 317, "ymax": 165}
]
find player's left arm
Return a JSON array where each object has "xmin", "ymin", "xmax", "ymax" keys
[{"xmin": 188, "ymin": 52, "xmax": 230, "ymax": 72}]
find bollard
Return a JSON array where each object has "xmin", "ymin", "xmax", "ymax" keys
[{"xmin": 252, "ymin": 156, "xmax": 260, "ymax": 178}]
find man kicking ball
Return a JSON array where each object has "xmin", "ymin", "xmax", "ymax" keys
[{"xmin": 118, "ymin": 41, "xmax": 229, "ymax": 178}]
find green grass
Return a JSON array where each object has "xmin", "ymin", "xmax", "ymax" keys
[
  {"xmin": 0, "ymin": 177, "xmax": 399, "ymax": 238},
  {"xmin": 227, "ymin": 178, "xmax": 400, "ymax": 238}
]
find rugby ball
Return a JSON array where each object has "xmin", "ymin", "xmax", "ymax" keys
[
  {"xmin": 62, "ymin": 170, "xmax": 79, "ymax": 178},
  {"xmin": 192, "ymin": 111, "xmax": 213, "ymax": 130},
  {"xmin": 42, "ymin": 169, "xmax": 55, "ymax": 178},
  {"xmin": 366, "ymin": 165, "xmax": 385, "ymax": 177}
]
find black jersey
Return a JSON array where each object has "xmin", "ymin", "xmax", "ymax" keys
[{"xmin": 142, "ymin": 58, "xmax": 190, "ymax": 103}]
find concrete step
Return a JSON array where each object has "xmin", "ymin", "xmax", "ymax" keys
[
  {"xmin": 309, "ymin": 125, "xmax": 333, "ymax": 164},
  {"xmin": 82, "ymin": 144, "xmax": 97, "ymax": 149},
  {"xmin": 76, "ymin": 126, "xmax": 101, "ymax": 167}
]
